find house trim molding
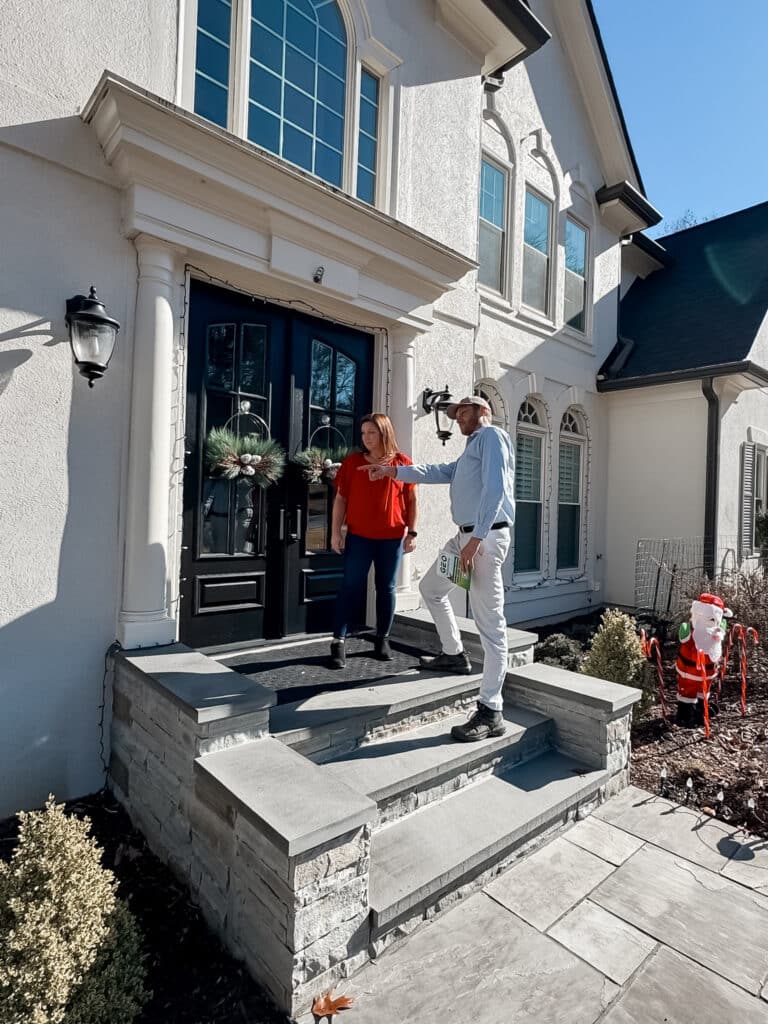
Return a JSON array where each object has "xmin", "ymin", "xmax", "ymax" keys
[{"xmin": 82, "ymin": 73, "xmax": 475, "ymax": 332}]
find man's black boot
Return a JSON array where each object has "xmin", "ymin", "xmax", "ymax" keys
[
  {"xmin": 329, "ymin": 639, "xmax": 346, "ymax": 669},
  {"xmin": 374, "ymin": 636, "xmax": 393, "ymax": 661},
  {"xmin": 451, "ymin": 702, "xmax": 506, "ymax": 742},
  {"xmin": 418, "ymin": 650, "xmax": 473, "ymax": 674}
]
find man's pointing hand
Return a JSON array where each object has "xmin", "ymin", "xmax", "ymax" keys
[{"xmin": 358, "ymin": 464, "xmax": 397, "ymax": 480}]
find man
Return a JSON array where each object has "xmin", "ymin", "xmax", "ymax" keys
[{"xmin": 361, "ymin": 395, "xmax": 515, "ymax": 742}]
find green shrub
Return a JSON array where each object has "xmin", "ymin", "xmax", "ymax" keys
[
  {"xmin": 534, "ymin": 633, "xmax": 584, "ymax": 672},
  {"xmin": 581, "ymin": 608, "xmax": 645, "ymax": 686},
  {"xmin": 0, "ymin": 797, "xmax": 147, "ymax": 1024}
]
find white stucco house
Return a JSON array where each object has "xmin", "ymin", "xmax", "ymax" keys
[{"xmin": 3, "ymin": 0, "xmax": 763, "ymax": 830}]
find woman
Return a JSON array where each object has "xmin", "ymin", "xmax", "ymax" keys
[{"xmin": 330, "ymin": 413, "xmax": 418, "ymax": 668}]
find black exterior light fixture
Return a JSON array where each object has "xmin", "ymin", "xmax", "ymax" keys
[
  {"xmin": 65, "ymin": 286, "xmax": 120, "ymax": 387},
  {"xmin": 422, "ymin": 386, "xmax": 453, "ymax": 445}
]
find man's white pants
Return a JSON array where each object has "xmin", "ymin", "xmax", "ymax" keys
[{"xmin": 419, "ymin": 529, "xmax": 510, "ymax": 712}]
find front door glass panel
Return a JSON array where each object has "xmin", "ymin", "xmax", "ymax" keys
[{"xmin": 200, "ymin": 323, "xmax": 271, "ymax": 558}]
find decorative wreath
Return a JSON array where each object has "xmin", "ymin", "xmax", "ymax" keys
[
  {"xmin": 204, "ymin": 427, "xmax": 286, "ymax": 487},
  {"xmin": 292, "ymin": 445, "xmax": 353, "ymax": 485}
]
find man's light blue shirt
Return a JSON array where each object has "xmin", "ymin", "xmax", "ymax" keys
[{"xmin": 396, "ymin": 425, "xmax": 515, "ymax": 540}]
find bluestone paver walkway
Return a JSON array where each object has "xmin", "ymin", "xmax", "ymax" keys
[{"xmin": 298, "ymin": 785, "xmax": 768, "ymax": 1023}]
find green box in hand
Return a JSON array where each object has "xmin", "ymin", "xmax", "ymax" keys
[{"xmin": 437, "ymin": 550, "xmax": 471, "ymax": 591}]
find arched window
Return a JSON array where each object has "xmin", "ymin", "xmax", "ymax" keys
[
  {"xmin": 557, "ymin": 408, "xmax": 586, "ymax": 571},
  {"xmin": 190, "ymin": 0, "xmax": 382, "ymax": 199},
  {"xmin": 514, "ymin": 398, "xmax": 547, "ymax": 574},
  {"xmin": 474, "ymin": 381, "xmax": 508, "ymax": 429}
]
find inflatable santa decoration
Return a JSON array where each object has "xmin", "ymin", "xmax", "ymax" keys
[{"xmin": 676, "ymin": 592, "xmax": 732, "ymax": 727}]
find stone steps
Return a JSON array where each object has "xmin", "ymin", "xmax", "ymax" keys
[
  {"xmin": 270, "ymin": 670, "xmax": 484, "ymax": 761},
  {"xmin": 321, "ymin": 705, "xmax": 553, "ymax": 826},
  {"xmin": 110, "ymin": 621, "xmax": 640, "ymax": 1019},
  {"xmin": 368, "ymin": 749, "xmax": 607, "ymax": 955}
]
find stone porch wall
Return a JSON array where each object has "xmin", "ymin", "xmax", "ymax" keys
[
  {"xmin": 110, "ymin": 645, "xmax": 376, "ymax": 1018},
  {"xmin": 110, "ymin": 638, "xmax": 639, "ymax": 1018},
  {"xmin": 503, "ymin": 662, "xmax": 641, "ymax": 799}
]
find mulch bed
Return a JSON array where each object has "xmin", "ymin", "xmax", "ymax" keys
[
  {"xmin": 629, "ymin": 641, "xmax": 768, "ymax": 837},
  {"xmin": 0, "ymin": 792, "xmax": 288, "ymax": 1024}
]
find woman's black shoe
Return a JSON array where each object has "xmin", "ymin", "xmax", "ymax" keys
[
  {"xmin": 374, "ymin": 636, "xmax": 393, "ymax": 661},
  {"xmin": 329, "ymin": 639, "xmax": 346, "ymax": 669}
]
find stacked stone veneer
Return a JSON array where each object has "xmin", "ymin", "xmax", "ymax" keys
[
  {"xmin": 109, "ymin": 635, "xmax": 640, "ymax": 1018},
  {"xmin": 503, "ymin": 662, "xmax": 640, "ymax": 800},
  {"xmin": 110, "ymin": 644, "xmax": 376, "ymax": 1018}
]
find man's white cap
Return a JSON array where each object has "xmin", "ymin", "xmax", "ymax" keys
[{"xmin": 445, "ymin": 395, "xmax": 491, "ymax": 420}]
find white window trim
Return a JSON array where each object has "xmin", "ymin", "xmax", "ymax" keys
[
  {"xmin": 474, "ymin": 379, "xmax": 508, "ymax": 430},
  {"xmin": 513, "ymin": 409, "xmax": 548, "ymax": 581},
  {"xmin": 178, "ymin": 0, "xmax": 398, "ymax": 209},
  {"xmin": 520, "ymin": 184, "xmax": 555, "ymax": 323},
  {"xmin": 555, "ymin": 428, "xmax": 586, "ymax": 578},
  {"xmin": 754, "ymin": 444, "xmax": 768, "ymax": 549},
  {"xmin": 477, "ymin": 152, "xmax": 512, "ymax": 299},
  {"xmin": 562, "ymin": 214, "xmax": 591, "ymax": 340}
]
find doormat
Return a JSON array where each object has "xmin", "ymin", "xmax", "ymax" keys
[{"xmin": 223, "ymin": 635, "xmax": 436, "ymax": 705}]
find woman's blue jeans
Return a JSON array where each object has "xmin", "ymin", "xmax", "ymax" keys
[{"xmin": 334, "ymin": 532, "xmax": 403, "ymax": 639}]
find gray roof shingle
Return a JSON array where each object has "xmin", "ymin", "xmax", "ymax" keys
[{"xmin": 603, "ymin": 201, "xmax": 768, "ymax": 384}]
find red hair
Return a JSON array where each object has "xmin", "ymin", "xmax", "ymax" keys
[{"xmin": 361, "ymin": 413, "xmax": 398, "ymax": 457}]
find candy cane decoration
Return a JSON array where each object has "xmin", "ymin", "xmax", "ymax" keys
[
  {"xmin": 640, "ymin": 630, "xmax": 669, "ymax": 721},
  {"xmin": 718, "ymin": 623, "xmax": 738, "ymax": 700},
  {"xmin": 738, "ymin": 626, "xmax": 759, "ymax": 715},
  {"xmin": 697, "ymin": 648, "xmax": 712, "ymax": 739}
]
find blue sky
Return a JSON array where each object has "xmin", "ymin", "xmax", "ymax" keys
[{"xmin": 591, "ymin": 0, "xmax": 768, "ymax": 236}]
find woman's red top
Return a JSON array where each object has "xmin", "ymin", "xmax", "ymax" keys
[{"xmin": 334, "ymin": 451, "xmax": 415, "ymax": 540}]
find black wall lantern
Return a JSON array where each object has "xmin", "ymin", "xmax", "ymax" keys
[
  {"xmin": 422, "ymin": 386, "xmax": 453, "ymax": 445},
  {"xmin": 65, "ymin": 286, "xmax": 120, "ymax": 387}
]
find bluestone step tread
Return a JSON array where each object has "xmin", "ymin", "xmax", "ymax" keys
[
  {"xmin": 369, "ymin": 750, "xmax": 607, "ymax": 928},
  {"xmin": 270, "ymin": 671, "xmax": 482, "ymax": 741},
  {"xmin": 322, "ymin": 706, "xmax": 551, "ymax": 803}
]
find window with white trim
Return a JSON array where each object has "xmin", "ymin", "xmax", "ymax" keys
[
  {"xmin": 557, "ymin": 410, "xmax": 584, "ymax": 570},
  {"xmin": 190, "ymin": 0, "xmax": 382, "ymax": 199},
  {"xmin": 478, "ymin": 158, "xmax": 508, "ymax": 292},
  {"xmin": 564, "ymin": 218, "xmax": 588, "ymax": 332},
  {"xmin": 522, "ymin": 189, "xmax": 552, "ymax": 314},
  {"xmin": 514, "ymin": 400, "xmax": 545, "ymax": 573},
  {"xmin": 474, "ymin": 382, "xmax": 507, "ymax": 429}
]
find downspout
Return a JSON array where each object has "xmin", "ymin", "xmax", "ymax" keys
[{"xmin": 702, "ymin": 377, "xmax": 719, "ymax": 579}]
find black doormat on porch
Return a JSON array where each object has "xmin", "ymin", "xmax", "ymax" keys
[{"xmin": 222, "ymin": 634, "xmax": 440, "ymax": 705}]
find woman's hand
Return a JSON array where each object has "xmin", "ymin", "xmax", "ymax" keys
[
  {"xmin": 403, "ymin": 534, "xmax": 417, "ymax": 554},
  {"xmin": 331, "ymin": 531, "xmax": 345, "ymax": 554}
]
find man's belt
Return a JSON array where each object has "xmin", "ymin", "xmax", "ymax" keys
[{"xmin": 459, "ymin": 522, "xmax": 510, "ymax": 534}]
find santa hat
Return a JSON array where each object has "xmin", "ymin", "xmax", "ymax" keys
[{"xmin": 692, "ymin": 592, "xmax": 733, "ymax": 618}]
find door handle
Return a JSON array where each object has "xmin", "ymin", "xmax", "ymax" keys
[
  {"xmin": 278, "ymin": 506, "xmax": 285, "ymax": 541},
  {"xmin": 289, "ymin": 506, "xmax": 302, "ymax": 543}
]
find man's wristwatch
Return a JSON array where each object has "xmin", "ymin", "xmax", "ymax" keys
[{"xmin": 407, "ymin": 530, "xmax": 418, "ymax": 537}]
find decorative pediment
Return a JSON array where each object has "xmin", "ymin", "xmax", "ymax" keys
[{"xmin": 82, "ymin": 74, "xmax": 475, "ymax": 328}]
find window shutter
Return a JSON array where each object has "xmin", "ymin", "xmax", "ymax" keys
[
  {"xmin": 740, "ymin": 442, "xmax": 756, "ymax": 559},
  {"xmin": 515, "ymin": 433, "xmax": 542, "ymax": 502}
]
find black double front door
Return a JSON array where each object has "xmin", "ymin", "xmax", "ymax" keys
[{"xmin": 180, "ymin": 280, "xmax": 373, "ymax": 648}]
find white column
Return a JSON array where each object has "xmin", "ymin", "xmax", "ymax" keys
[
  {"xmin": 389, "ymin": 325, "xmax": 421, "ymax": 610},
  {"xmin": 118, "ymin": 238, "xmax": 180, "ymax": 648}
]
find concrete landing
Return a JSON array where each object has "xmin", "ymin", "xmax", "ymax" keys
[{"xmin": 298, "ymin": 786, "xmax": 768, "ymax": 1023}]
